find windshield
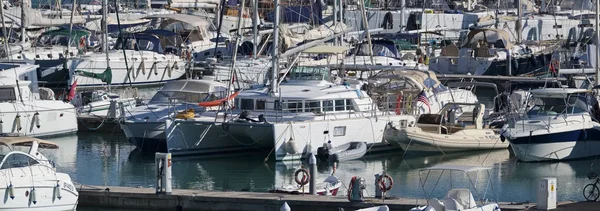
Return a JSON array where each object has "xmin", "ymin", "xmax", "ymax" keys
[{"xmin": 527, "ymin": 95, "xmax": 588, "ymax": 116}]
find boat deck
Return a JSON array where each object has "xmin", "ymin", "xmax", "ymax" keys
[{"xmin": 77, "ymin": 185, "xmax": 596, "ymax": 211}]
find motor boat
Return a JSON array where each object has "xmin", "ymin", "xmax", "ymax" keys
[
  {"xmin": 73, "ymin": 89, "xmax": 137, "ymax": 119},
  {"xmin": 409, "ymin": 164, "xmax": 500, "ymax": 211},
  {"xmin": 0, "ymin": 63, "xmax": 78, "ymax": 137},
  {"xmin": 120, "ymin": 79, "xmax": 230, "ymax": 152},
  {"xmin": 164, "ymin": 66, "xmax": 417, "ymax": 160},
  {"xmin": 501, "ymin": 88, "xmax": 600, "ymax": 162},
  {"xmin": 385, "ymin": 102, "xmax": 509, "ymax": 153},
  {"xmin": 0, "ymin": 137, "xmax": 79, "ymax": 210}
]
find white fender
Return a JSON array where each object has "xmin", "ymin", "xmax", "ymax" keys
[
  {"xmin": 14, "ymin": 114, "xmax": 21, "ymax": 132},
  {"xmin": 7, "ymin": 183, "xmax": 14, "ymax": 199},
  {"xmin": 33, "ymin": 112, "xmax": 40, "ymax": 128},
  {"xmin": 29, "ymin": 188, "xmax": 36, "ymax": 204},
  {"xmin": 54, "ymin": 183, "xmax": 62, "ymax": 200}
]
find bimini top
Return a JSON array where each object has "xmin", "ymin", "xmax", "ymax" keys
[
  {"xmin": 145, "ymin": 14, "xmax": 212, "ymax": 28},
  {"xmin": 461, "ymin": 28, "xmax": 512, "ymax": 49},
  {"xmin": 530, "ymin": 88, "xmax": 589, "ymax": 98},
  {"xmin": 159, "ymin": 79, "xmax": 228, "ymax": 94},
  {"xmin": 421, "ymin": 164, "xmax": 492, "ymax": 173},
  {"xmin": 0, "ymin": 137, "xmax": 59, "ymax": 149}
]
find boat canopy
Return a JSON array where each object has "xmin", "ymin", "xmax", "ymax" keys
[
  {"xmin": 0, "ymin": 137, "xmax": 59, "ymax": 149},
  {"xmin": 149, "ymin": 80, "xmax": 228, "ymax": 104},
  {"xmin": 372, "ymin": 69, "xmax": 442, "ymax": 91},
  {"xmin": 461, "ymin": 28, "xmax": 513, "ymax": 49},
  {"xmin": 114, "ymin": 30, "xmax": 183, "ymax": 54},
  {"xmin": 421, "ymin": 164, "xmax": 492, "ymax": 172}
]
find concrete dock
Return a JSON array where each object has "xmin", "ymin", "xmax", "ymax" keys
[{"xmin": 77, "ymin": 185, "xmax": 597, "ymax": 211}]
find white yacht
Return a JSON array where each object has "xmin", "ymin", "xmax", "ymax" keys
[
  {"xmin": 0, "ymin": 137, "xmax": 79, "ymax": 211},
  {"xmin": 164, "ymin": 66, "xmax": 417, "ymax": 160},
  {"xmin": 0, "ymin": 63, "xmax": 78, "ymax": 137},
  {"xmin": 429, "ymin": 28, "xmax": 558, "ymax": 76},
  {"xmin": 58, "ymin": 29, "xmax": 188, "ymax": 88},
  {"xmin": 120, "ymin": 79, "xmax": 230, "ymax": 152},
  {"xmin": 73, "ymin": 89, "xmax": 137, "ymax": 119},
  {"xmin": 501, "ymin": 88, "xmax": 600, "ymax": 162}
]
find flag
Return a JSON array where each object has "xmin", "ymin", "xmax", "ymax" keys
[
  {"xmin": 417, "ymin": 90, "xmax": 430, "ymax": 112},
  {"xmin": 67, "ymin": 80, "xmax": 77, "ymax": 101}
]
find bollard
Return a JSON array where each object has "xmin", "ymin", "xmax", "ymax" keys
[
  {"xmin": 155, "ymin": 153, "xmax": 172, "ymax": 195},
  {"xmin": 280, "ymin": 202, "xmax": 291, "ymax": 211},
  {"xmin": 309, "ymin": 153, "xmax": 317, "ymax": 195},
  {"xmin": 374, "ymin": 174, "xmax": 382, "ymax": 198}
]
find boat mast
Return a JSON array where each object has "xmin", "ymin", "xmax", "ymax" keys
[
  {"xmin": 67, "ymin": 0, "xmax": 77, "ymax": 56},
  {"xmin": 595, "ymin": 0, "xmax": 600, "ymax": 86},
  {"xmin": 516, "ymin": 0, "xmax": 522, "ymax": 43},
  {"xmin": 252, "ymin": 0, "xmax": 258, "ymax": 59},
  {"xmin": 270, "ymin": 0, "xmax": 280, "ymax": 95},
  {"xmin": 20, "ymin": 0, "xmax": 28, "ymax": 42},
  {"xmin": 102, "ymin": 0, "xmax": 111, "ymax": 91},
  {"xmin": 228, "ymin": 0, "xmax": 246, "ymax": 91},
  {"xmin": 358, "ymin": 0, "xmax": 374, "ymax": 65}
]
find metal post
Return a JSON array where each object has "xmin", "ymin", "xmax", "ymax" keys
[
  {"xmin": 374, "ymin": 174, "xmax": 382, "ymax": 198},
  {"xmin": 308, "ymin": 153, "xmax": 317, "ymax": 195},
  {"xmin": 339, "ymin": 0, "xmax": 344, "ymax": 44},
  {"xmin": 155, "ymin": 153, "xmax": 172, "ymax": 195},
  {"xmin": 399, "ymin": 0, "xmax": 405, "ymax": 31}
]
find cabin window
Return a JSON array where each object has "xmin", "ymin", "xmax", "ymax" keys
[
  {"xmin": 346, "ymin": 99, "xmax": 355, "ymax": 111},
  {"xmin": 240, "ymin": 99, "xmax": 254, "ymax": 110},
  {"xmin": 305, "ymin": 100, "xmax": 321, "ymax": 112},
  {"xmin": 256, "ymin": 99, "xmax": 266, "ymax": 110},
  {"xmin": 0, "ymin": 88, "xmax": 16, "ymax": 101},
  {"xmin": 333, "ymin": 126, "xmax": 346, "ymax": 137},
  {"xmin": 0, "ymin": 153, "xmax": 39, "ymax": 169},
  {"xmin": 287, "ymin": 100, "xmax": 302, "ymax": 112},
  {"xmin": 334, "ymin": 99, "xmax": 345, "ymax": 111},
  {"xmin": 323, "ymin": 100, "xmax": 334, "ymax": 112}
]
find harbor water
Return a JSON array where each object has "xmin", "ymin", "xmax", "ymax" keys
[{"xmin": 43, "ymin": 131, "xmax": 593, "ymax": 208}]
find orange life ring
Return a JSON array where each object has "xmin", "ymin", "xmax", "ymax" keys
[
  {"xmin": 395, "ymin": 95, "xmax": 402, "ymax": 115},
  {"xmin": 377, "ymin": 174, "xmax": 394, "ymax": 192},
  {"xmin": 294, "ymin": 168, "xmax": 309, "ymax": 186}
]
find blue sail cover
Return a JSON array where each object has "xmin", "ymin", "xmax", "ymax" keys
[{"xmin": 266, "ymin": 1, "xmax": 323, "ymax": 24}]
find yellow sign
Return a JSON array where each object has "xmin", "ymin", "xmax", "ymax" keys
[{"xmin": 550, "ymin": 184, "xmax": 555, "ymax": 192}]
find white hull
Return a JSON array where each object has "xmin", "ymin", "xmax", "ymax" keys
[
  {"xmin": 0, "ymin": 171, "xmax": 78, "ymax": 211},
  {"xmin": 67, "ymin": 50, "xmax": 187, "ymax": 87},
  {"xmin": 77, "ymin": 98, "xmax": 137, "ymax": 118},
  {"xmin": 0, "ymin": 102, "xmax": 78, "ymax": 137}
]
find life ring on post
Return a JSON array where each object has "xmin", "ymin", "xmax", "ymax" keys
[
  {"xmin": 294, "ymin": 168, "xmax": 309, "ymax": 186},
  {"xmin": 377, "ymin": 174, "xmax": 394, "ymax": 192}
]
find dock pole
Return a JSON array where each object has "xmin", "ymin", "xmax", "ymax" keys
[
  {"xmin": 309, "ymin": 153, "xmax": 317, "ymax": 195},
  {"xmin": 155, "ymin": 153, "xmax": 172, "ymax": 195}
]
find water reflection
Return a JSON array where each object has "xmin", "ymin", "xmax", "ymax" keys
[{"xmin": 36, "ymin": 132, "xmax": 599, "ymax": 203}]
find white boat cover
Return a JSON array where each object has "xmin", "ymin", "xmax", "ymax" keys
[{"xmin": 281, "ymin": 21, "xmax": 349, "ymax": 47}]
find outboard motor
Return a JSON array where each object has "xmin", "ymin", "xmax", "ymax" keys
[
  {"xmin": 347, "ymin": 176, "xmax": 366, "ymax": 202},
  {"xmin": 316, "ymin": 144, "xmax": 330, "ymax": 162}
]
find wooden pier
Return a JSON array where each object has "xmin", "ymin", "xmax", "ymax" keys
[{"xmin": 77, "ymin": 185, "xmax": 597, "ymax": 211}]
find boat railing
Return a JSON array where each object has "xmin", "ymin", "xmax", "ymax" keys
[{"xmin": 232, "ymin": 99, "xmax": 402, "ymax": 123}]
